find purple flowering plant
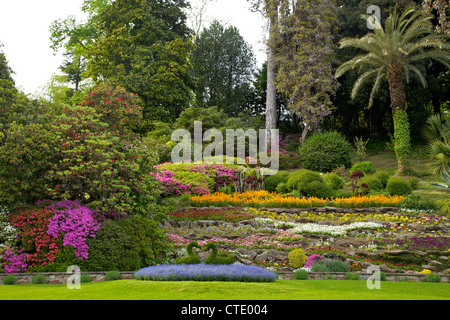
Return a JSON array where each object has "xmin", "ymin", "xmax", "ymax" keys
[{"xmin": 46, "ymin": 200, "xmax": 101, "ymax": 260}]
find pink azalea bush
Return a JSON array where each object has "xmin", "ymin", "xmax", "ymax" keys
[
  {"xmin": 154, "ymin": 162, "xmax": 241, "ymax": 196},
  {"xmin": 47, "ymin": 200, "xmax": 101, "ymax": 260},
  {"xmin": 0, "ymin": 246, "xmax": 28, "ymax": 273}
]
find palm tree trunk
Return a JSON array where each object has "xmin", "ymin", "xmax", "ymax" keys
[
  {"xmin": 387, "ymin": 65, "xmax": 413, "ymax": 175},
  {"xmin": 387, "ymin": 65, "xmax": 407, "ymax": 115}
]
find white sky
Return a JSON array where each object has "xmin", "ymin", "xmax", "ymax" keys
[{"xmin": 0, "ymin": 0, "xmax": 267, "ymax": 95}]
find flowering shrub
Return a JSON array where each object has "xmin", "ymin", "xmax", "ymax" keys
[
  {"xmin": 134, "ymin": 264, "xmax": 277, "ymax": 282},
  {"xmin": 288, "ymin": 248, "xmax": 308, "ymax": 269},
  {"xmin": 304, "ymin": 254, "xmax": 323, "ymax": 269},
  {"xmin": 7, "ymin": 206, "xmax": 59, "ymax": 269},
  {"xmin": 154, "ymin": 162, "xmax": 240, "ymax": 196},
  {"xmin": 153, "ymin": 170, "xmax": 212, "ymax": 196},
  {"xmin": 47, "ymin": 200, "xmax": 101, "ymax": 260},
  {"xmin": 45, "ymin": 84, "xmax": 161, "ymax": 216},
  {"xmin": 0, "ymin": 246, "xmax": 28, "ymax": 273}
]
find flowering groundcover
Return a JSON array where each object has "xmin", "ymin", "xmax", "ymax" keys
[{"xmin": 134, "ymin": 264, "xmax": 277, "ymax": 282}]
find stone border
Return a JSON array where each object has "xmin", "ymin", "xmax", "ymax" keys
[
  {"xmin": 1, "ymin": 271, "xmax": 449, "ymax": 284},
  {"xmin": 0, "ymin": 271, "xmax": 135, "ymax": 285},
  {"xmin": 277, "ymin": 271, "xmax": 450, "ymax": 282}
]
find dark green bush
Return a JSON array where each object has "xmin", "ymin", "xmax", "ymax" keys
[
  {"xmin": 374, "ymin": 271, "xmax": 387, "ymax": 281},
  {"xmin": 310, "ymin": 259, "xmax": 349, "ymax": 272},
  {"xmin": 264, "ymin": 171, "xmax": 290, "ymax": 192},
  {"xmin": 360, "ymin": 175, "xmax": 384, "ymax": 193},
  {"xmin": 31, "ymin": 274, "xmax": 46, "ymax": 284},
  {"xmin": 80, "ymin": 274, "xmax": 92, "ymax": 283},
  {"xmin": 346, "ymin": 272, "xmax": 360, "ymax": 280},
  {"xmin": 83, "ymin": 215, "xmax": 170, "ymax": 272},
  {"xmin": 2, "ymin": 275, "xmax": 17, "ymax": 285},
  {"xmin": 275, "ymin": 182, "xmax": 288, "ymax": 194},
  {"xmin": 287, "ymin": 169, "xmax": 334, "ymax": 198},
  {"xmin": 106, "ymin": 270, "xmax": 121, "ymax": 281},
  {"xmin": 82, "ymin": 219, "xmax": 137, "ymax": 272},
  {"xmin": 294, "ymin": 269, "xmax": 309, "ymax": 280},
  {"xmin": 324, "ymin": 172, "xmax": 344, "ymax": 190},
  {"xmin": 425, "ymin": 273, "xmax": 441, "ymax": 283},
  {"xmin": 386, "ymin": 176, "xmax": 413, "ymax": 196},
  {"xmin": 350, "ymin": 161, "xmax": 376, "ymax": 175},
  {"xmin": 299, "ymin": 131, "xmax": 352, "ymax": 172},
  {"xmin": 375, "ymin": 171, "xmax": 390, "ymax": 187},
  {"xmin": 399, "ymin": 194, "xmax": 438, "ymax": 212}
]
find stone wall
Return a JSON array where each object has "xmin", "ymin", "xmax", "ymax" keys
[
  {"xmin": 0, "ymin": 271, "xmax": 135, "ymax": 285},
  {"xmin": 2, "ymin": 271, "xmax": 448, "ymax": 284}
]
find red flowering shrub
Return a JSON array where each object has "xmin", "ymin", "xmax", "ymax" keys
[
  {"xmin": 45, "ymin": 84, "xmax": 161, "ymax": 216},
  {"xmin": 7, "ymin": 206, "xmax": 58, "ymax": 271}
]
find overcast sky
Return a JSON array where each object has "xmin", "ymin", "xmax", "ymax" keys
[{"xmin": 0, "ymin": 0, "xmax": 267, "ymax": 95}]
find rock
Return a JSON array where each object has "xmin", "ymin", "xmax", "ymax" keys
[
  {"xmin": 256, "ymin": 249, "xmax": 287, "ymax": 262},
  {"xmin": 317, "ymin": 220, "xmax": 335, "ymax": 226}
]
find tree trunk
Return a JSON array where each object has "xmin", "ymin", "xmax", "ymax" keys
[
  {"xmin": 265, "ymin": 1, "xmax": 278, "ymax": 143},
  {"xmin": 387, "ymin": 65, "xmax": 413, "ymax": 176},
  {"xmin": 387, "ymin": 65, "xmax": 407, "ymax": 115}
]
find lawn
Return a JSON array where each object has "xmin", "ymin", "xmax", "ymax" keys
[{"xmin": 1, "ymin": 279, "xmax": 449, "ymax": 300}]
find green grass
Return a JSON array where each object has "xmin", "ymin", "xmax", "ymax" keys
[{"xmin": 1, "ymin": 280, "xmax": 449, "ymax": 300}]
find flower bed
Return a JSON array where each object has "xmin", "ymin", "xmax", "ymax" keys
[
  {"xmin": 189, "ymin": 191, "xmax": 404, "ymax": 208},
  {"xmin": 166, "ymin": 208, "xmax": 252, "ymax": 223},
  {"xmin": 134, "ymin": 264, "xmax": 277, "ymax": 282}
]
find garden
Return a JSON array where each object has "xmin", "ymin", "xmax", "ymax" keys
[{"xmin": 1, "ymin": 0, "xmax": 450, "ymax": 302}]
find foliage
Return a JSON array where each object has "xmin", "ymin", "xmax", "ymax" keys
[
  {"xmin": 80, "ymin": 219, "xmax": 138, "ymax": 272},
  {"xmin": 423, "ymin": 113, "xmax": 450, "ymax": 179},
  {"xmin": 2, "ymin": 275, "xmax": 17, "ymax": 285},
  {"xmin": 323, "ymin": 172, "xmax": 344, "ymax": 190},
  {"xmin": 399, "ymin": 194, "xmax": 438, "ymax": 212},
  {"xmin": 286, "ymin": 169, "xmax": 334, "ymax": 198},
  {"xmin": 310, "ymin": 258, "xmax": 349, "ymax": 273},
  {"xmin": 45, "ymin": 84, "xmax": 161, "ymax": 216},
  {"xmin": 0, "ymin": 121, "xmax": 57, "ymax": 208},
  {"xmin": 166, "ymin": 208, "xmax": 252, "ymax": 223},
  {"xmin": 191, "ymin": 20, "xmax": 255, "ymax": 115},
  {"xmin": 393, "ymin": 108, "xmax": 413, "ymax": 175},
  {"xmin": 375, "ymin": 171, "xmax": 391, "ymax": 188},
  {"xmin": 299, "ymin": 131, "xmax": 353, "ymax": 172},
  {"xmin": 154, "ymin": 162, "xmax": 241, "ymax": 196},
  {"xmin": 294, "ymin": 269, "xmax": 309, "ymax": 280},
  {"xmin": 31, "ymin": 274, "xmax": 46, "ymax": 284},
  {"xmin": 386, "ymin": 176, "xmax": 413, "ymax": 196},
  {"xmin": 288, "ymin": 248, "xmax": 308, "ymax": 269},
  {"xmin": 105, "ymin": 270, "xmax": 121, "ymax": 281},
  {"xmin": 175, "ymin": 241, "xmax": 201, "ymax": 265},
  {"xmin": 425, "ymin": 273, "xmax": 442, "ymax": 283},
  {"xmin": 203, "ymin": 242, "xmax": 235, "ymax": 265},
  {"xmin": 335, "ymin": 7, "xmax": 450, "ymax": 173},
  {"xmin": 350, "ymin": 161, "xmax": 376, "ymax": 175},
  {"xmin": 264, "ymin": 171, "xmax": 290, "ymax": 192},
  {"xmin": 274, "ymin": 0, "xmax": 339, "ymax": 140},
  {"xmin": 353, "ymin": 136, "xmax": 369, "ymax": 161},
  {"xmin": 360, "ymin": 174, "xmax": 384, "ymax": 193},
  {"xmin": 88, "ymin": 0, "xmax": 194, "ymax": 124}
]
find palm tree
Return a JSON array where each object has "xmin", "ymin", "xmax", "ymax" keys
[
  {"xmin": 423, "ymin": 112, "xmax": 450, "ymax": 176},
  {"xmin": 335, "ymin": 7, "xmax": 450, "ymax": 175}
]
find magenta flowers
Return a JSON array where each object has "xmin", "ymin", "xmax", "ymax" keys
[{"xmin": 47, "ymin": 200, "xmax": 101, "ymax": 260}]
